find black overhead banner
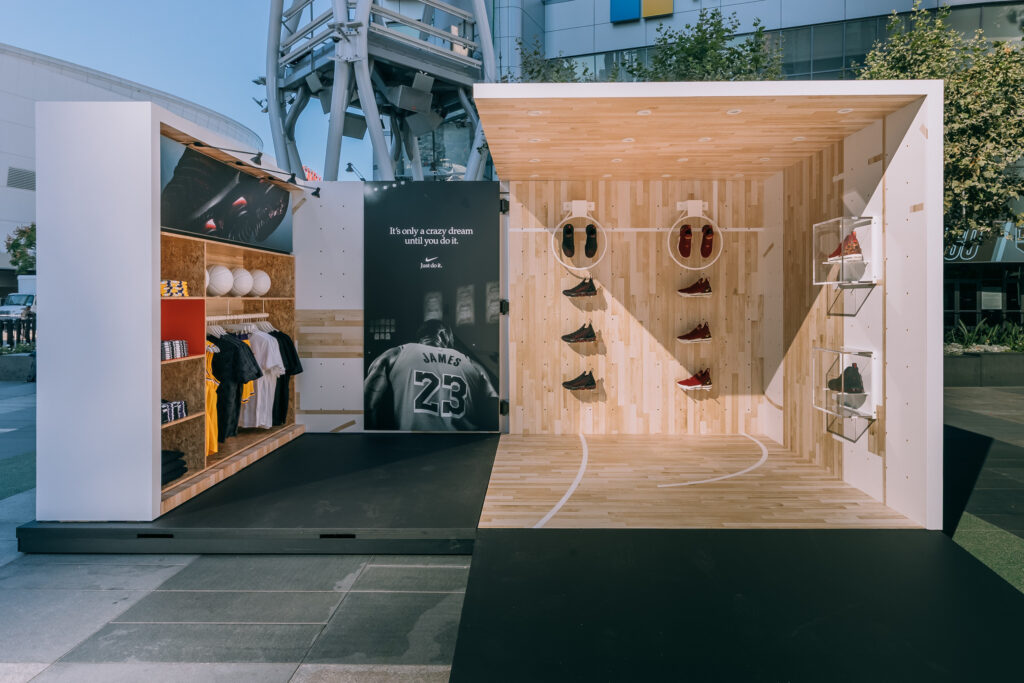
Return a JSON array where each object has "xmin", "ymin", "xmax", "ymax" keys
[
  {"xmin": 363, "ymin": 181, "xmax": 500, "ymax": 432},
  {"xmin": 159, "ymin": 136, "xmax": 293, "ymax": 253}
]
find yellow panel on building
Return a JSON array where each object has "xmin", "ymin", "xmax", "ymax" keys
[{"xmin": 642, "ymin": 0, "xmax": 672, "ymax": 18}]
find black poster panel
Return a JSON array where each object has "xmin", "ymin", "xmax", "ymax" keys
[
  {"xmin": 363, "ymin": 181, "xmax": 500, "ymax": 432},
  {"xmin": 159, "ymin": 136, "xmax": 293, "ymax": 252}
]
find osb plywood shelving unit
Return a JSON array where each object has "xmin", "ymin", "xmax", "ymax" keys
[{"xmin": 159, "ymin": 231, "xmax": 304, "ymax": 515}]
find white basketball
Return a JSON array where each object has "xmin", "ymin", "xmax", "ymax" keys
[
  {"xmin": 206, "ymin": 265, "xmax": 233, "ymax": 297},
  {"xmin": 250, "ymin": 269, "xmax": 271, "ymax": 297},
  {"xmin": 230, "ymin": 267, "xmax": 254, "ymax": 297}
]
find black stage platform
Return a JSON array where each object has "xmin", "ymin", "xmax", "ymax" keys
[
  {"xmin": 18, "ymin": 433, "xmax": 498, "ymax": 554},
  {"xmin": 451, "ymin": 529, "xmax": 1024, "ymax": 682}
]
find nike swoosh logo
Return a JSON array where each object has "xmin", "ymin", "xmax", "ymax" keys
[{"xmin": 424, "ymin": 257, "xmax": 438, "ymax": 262}]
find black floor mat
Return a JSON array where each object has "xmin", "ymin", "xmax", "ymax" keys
[
  {"xmin": 451, "ymin": 528, "xmax": 1024, "ymax": 682},
  {"xmin": 18, "ymin": 433, "xmax": 498, "ymax": 554}
]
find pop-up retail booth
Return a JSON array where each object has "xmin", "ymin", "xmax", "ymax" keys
[
  {"xmin": 470, "ymin": 80, "xmax": 944, "ymax": 530},
  {"xmin": 28, "ymin": 79, "xmax": 942, "ymax": 540}
]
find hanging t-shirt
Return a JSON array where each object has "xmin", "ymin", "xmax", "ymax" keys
[
  {"xmin": 269, "ymin": 330, "xmax": 303, "ymax": 426},
  {"xmin": 240, "ymin": 330, "xmax": 285, "ymax": 429},
  {"xmin": 205, "ymin": 341, "xmax": 220, "ymax": 456}
]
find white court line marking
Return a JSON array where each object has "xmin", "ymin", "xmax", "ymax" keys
[
  {"xmin": 533, "ymin": 433, "xmax": 589, "ymax": 529},
  {"xmin": 657, "ymin": 432, "xmax": 769, "ymax": 488}
]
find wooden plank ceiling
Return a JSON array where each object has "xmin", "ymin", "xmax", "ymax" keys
[{"xmin": 475, "ymin": 92, "xmax": 921, "ymax": 180}]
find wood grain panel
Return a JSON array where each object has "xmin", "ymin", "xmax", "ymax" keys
[
  {"xmin": 782, "ymin": 143, "xmax": 845, "ymax": 475},
  {"xmin": 295, "ymin": 309, "xmax": 364, "ymax": 359},
  {"xmin": 476, "ymin": 90, "xmax": 921, "ymax": 180},
  {"xmin": 479, "ymin": 434, "xmax": 917, "ymax": 528},
  {"xmin": 508, "ymin": 179, "xmax": 765, "ymax": 435}
]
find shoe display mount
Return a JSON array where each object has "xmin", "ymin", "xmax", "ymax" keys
[
  {"xmin": 667, "ymin": 200, "xmax": 723, "ymax": 271},
  {"xmin": 812, "ymin": 216, "xmax": 879, "ymax": 287},
  {"xmin": 551, "ymin": 213, "xmax": 608, "ymax": 272},
  {"xmin": 812, "ymin": 346, "xmax": 879, "ymax": 442}
]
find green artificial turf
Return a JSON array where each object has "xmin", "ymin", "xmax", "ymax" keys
[
  {"xmin": 0, "ymin": 451, "xmax": 34, "ymax": 502},
  {"xmin": 953, "ymin": 512, "xmax": 1024, "ymax": 594}
]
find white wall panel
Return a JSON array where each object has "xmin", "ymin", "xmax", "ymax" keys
[
  {"xmin": 35, "ymin": 101, "xmax": 159, "ymax": 521},
  {"xmin": 882, "ymin": 93, "xmax": 943, "ymax": 529},
  {"xmin": 546, "ymin": 0, "xmax": 596, "ymax": 30}
]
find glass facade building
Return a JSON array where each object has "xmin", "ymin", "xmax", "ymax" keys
[{"xmin": 551, "ymin": 2, "xmax": 1024, "ymax": 81}]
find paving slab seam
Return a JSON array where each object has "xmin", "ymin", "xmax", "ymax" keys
[{"xmin": 290, "ymin": 558, "xmax": 372, "ymax": 674}]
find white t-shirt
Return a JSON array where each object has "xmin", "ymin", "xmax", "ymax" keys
[{"xmin": 240, "ymin": 330, "xmax": 285, "ymax": 429}]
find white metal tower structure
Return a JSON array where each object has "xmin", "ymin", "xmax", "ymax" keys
[{"xmin": 267, "ymin": 0, "xmax": 495, "ymax": 181}]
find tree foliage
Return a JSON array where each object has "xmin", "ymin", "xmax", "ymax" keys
[
  {"xmin": 4, "ymin": 223, "xmax": 35, "ymax": 275},
  {"xmin": 513, "ymin": 39, "xmax": 594, "ymax": 83},
  {"xmin": 627, "ymin": 9, "xmax": 781, "ymax": 81},
  {"xmin": 859, "ymin": 2, "xmax": 1024, "ymax": 244}
]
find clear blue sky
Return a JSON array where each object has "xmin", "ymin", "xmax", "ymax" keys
[{"xmin": 0, "ymin": 0, "xmax": 371, "ymax": 177}]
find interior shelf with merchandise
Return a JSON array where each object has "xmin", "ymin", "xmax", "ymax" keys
[
  {"xmin": 158, "ymin": 231, "xmax": 303, "ymax": 514},
  {"xmin": 812, "ymin": 217, "xmax": 878, "ymax": 287}
]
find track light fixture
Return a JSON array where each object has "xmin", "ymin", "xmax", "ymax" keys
[
  {"xmin": 345, "ymin": 162, "xmax": 366, "ymax": 181},
  {"xmin": 190, "ymin": 141, "xmax": 263, "ymax": 166},
  {"xmin": 311, "ymin": 187, "xmax": 321, "ymax": 198}
]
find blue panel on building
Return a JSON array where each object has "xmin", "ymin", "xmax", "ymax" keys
[{"xmin": 610, "ymin": 0, "xmax": 641, "ymax": 23}]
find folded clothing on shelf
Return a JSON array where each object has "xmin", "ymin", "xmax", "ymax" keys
[
  {"xmin": 160, "ymin": 280, "xmax": 190, "ymax": 297},
  {"xmin": 160, "ymin": 449, "xmax": 188, "ymax": 485},
  {"xmin": 160, "ymin": 339, "xmax": 190, "ymax": 360},
  {"xmin": 161, "ymin": 449, "xmax": 185, "ymax": 464},
  {"xmin": 160, "ymin": 399, "xmax": 188, "ymax": 424}
]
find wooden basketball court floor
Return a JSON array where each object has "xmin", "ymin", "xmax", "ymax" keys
[{"xmin": 479, "ymin": 434, "xmax": 918, "ymax": 529}]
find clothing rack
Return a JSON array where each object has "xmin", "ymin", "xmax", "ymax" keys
[{"xmin": 206, "ymin": 312, "xmax": 270, "ymax": 323}]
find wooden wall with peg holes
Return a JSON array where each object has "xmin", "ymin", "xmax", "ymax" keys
[
  {"xmin": 507, "ymin": 179, "xmax": 769, "ymax": 436},
  {"xmin": 781, "ymin": 142, "xmax": 847, "ymax": 477}
]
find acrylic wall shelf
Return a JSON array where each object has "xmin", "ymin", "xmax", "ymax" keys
[
  {"xmin": 813, "ymin": 346, "xmax": 879, "ymax": 442},
  {"xmin": 812, "ymin": 217, "xmax": 879, "ymax": 287}
]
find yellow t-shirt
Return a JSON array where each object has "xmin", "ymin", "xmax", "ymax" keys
[{"xmin": 205, "ymin": 342, "xmax": 220, "ymax": 455}]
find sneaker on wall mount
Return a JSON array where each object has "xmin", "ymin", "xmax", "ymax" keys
[
  {"xmin": 563, "ymin": 370, "xmax": 596, "ymax": 390},
  {"xmin": 677, "ymin": 276, "xmax": 712, "ymax": 297},
  {"xmin": 561, "ymin": 322, "xmax": 597, "ymax": 343},
  {"xmin": 827, "ymin": 231, "xmax": 863, "ymax": 263},
  {"xmin": 561, "ymin": 223, "xmax": 575, "ymax": 258},
  {"xmin": 677, "ymin": 369, "xmax": 712, "ymax": 391},
  {"xmin": 826, "ymin": 363, "xmax": 865, "ymax": 394},
  {"xmin": 562, "ymin": 278, "xmax": 597, "ymax": 298},
  {"xmin": 700, "ymin": 224, "xmax": 714, "ymax": 258},
  {"xmin": 678, "ymin": 224, "xmax": 693, "ymax": 258},
  {"xmin": 676, "ymin": 322, "xmax": 711, "ymax": 343},
  {"xmin": 584, "ymin": 224, "xmax": 598, "ymax": 258}
]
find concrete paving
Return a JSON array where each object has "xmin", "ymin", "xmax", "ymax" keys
[{"xmin": 0, "ymin": 381, "xmax": 468, "ymax": 681}]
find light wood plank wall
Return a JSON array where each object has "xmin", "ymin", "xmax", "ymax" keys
[
  {"xmin": 508, "ymin": 179, "xmax": 768, "ymax": 435},
  {"xmin": 781, "ymin": 143, "xmax": 846, "ymax": 476}
]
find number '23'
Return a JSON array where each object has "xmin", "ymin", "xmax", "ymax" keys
[{"xmin": 413, "ymin": 371, "xmax": 467, "ymax": 418}]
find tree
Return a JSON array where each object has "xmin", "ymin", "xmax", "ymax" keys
[
  {"xmin": 4, "ymin": 223, "xmax": 35, "ymax": 275},
  {"xmin": 513, "ymin": 39, "xmax": 594, "ymax": 83},
  {"xmin": 859, "ymin": 2, "xmax": 1024, "ymax": 245},
  {"xmin": 627, "ymin": 9, "xmax": 781, "ymax": 81}
]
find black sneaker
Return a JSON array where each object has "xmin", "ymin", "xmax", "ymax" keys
[
  {"xmin": 585, "ymin": 224, "xmax": 598, "ymax": 258},
  {"xmin": 562, "ymin": 223, "xmax": 575, "ymax": 258},
  {"xmin": 563, "ymin": 370, "xmax": 596, "ymax": 390},
  {"xmin": 561, "ymin": 322, "xmax": 596, "ymax": 343},
  {"xmin": 562, "ymin": 278, "xmax": 597, "ymax": 298},
  {"xmin": 827, "ymin": 363, "xmax": 865, "ymax": 393}
]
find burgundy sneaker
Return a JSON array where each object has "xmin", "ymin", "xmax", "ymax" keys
[
  {"xmin": 677, "ymin": 368, "xmax": 712, "ymax": 391},
  {"xmin": 678, "ymin": 224, "xmax": 692, "ymax": 258},
  {"xmin": 700, "ymin": 224, "xmax": 714, "ymax": 258},
  {"xmin": 677, "ymin": 276, "xmax": 712, "ymax": 297},
  {"xmin": 677, "ymin": 322, "xmax": 711, "ymax": 343}
]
